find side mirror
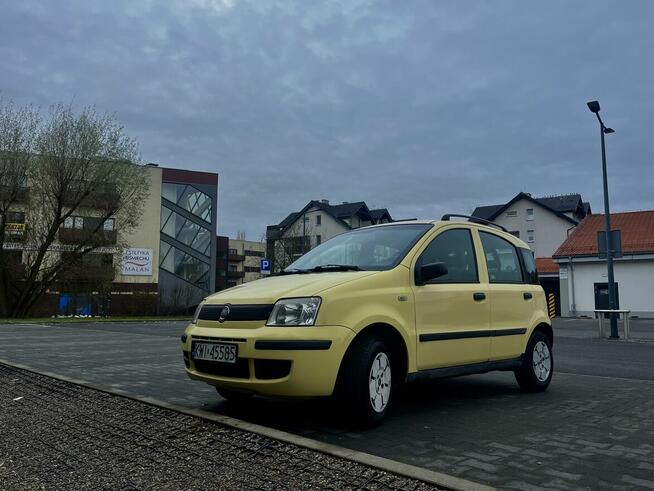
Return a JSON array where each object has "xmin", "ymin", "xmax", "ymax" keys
[{"xmin": 416, "ymin": 262, "xmax": 448, "ymax": 285}]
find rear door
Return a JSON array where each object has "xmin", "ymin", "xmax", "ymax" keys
[
  {"xmin": 412, "ymin": 227, "xmax": 490, "ymax": 370},
  {"xmin": 478, "ymin": 231, "xmax": 536, "ymax": 361}
]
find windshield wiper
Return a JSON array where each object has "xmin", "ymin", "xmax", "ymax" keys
[
  {"xmin": 276, "ymin": 268, "xmax": 310, "ymax": 276},
  {"xmin": 308, "ymin": 264, "xmax": 365, "ymax": 272}
]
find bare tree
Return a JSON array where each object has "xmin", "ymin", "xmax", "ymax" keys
[
  {"xmin": 269, "ymin": 219, "xmax": 314, "ymax": 272},
  {"xmin": 0, "ymin": 99, "xmax": 149, "ymax": 317}
]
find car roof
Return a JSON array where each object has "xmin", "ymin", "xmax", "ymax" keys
[{"xmin": 363, "ymin": 219, "xmax": 531, "ymax": 250}]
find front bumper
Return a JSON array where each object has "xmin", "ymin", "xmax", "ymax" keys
[{"xmin": 181, "ymin": 324, "xmax": 356, "ymax": 397}]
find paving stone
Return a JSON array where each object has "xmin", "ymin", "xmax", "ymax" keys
[{"xmin": 2, "ymin": 319, "xmax": 654, "ymax": 490}]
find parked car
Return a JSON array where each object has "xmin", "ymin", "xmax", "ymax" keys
[{"xmin": 181, "ymin": 216, "xmax": 553, "ymax": 426}]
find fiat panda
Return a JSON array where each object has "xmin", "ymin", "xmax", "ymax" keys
[{"xmin": 181, "ymin": 216, "xmax": 553, "ymax": 426}]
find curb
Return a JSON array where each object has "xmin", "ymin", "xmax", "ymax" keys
[{"xmin": 0, "ymin": 358, "xmax": 493, "ymax": 491}]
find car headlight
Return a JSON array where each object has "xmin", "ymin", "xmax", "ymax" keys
[
  {"xmin": 267, "ymin": 297, "xmax": 321, "ymax": 327},
  {"xmin": 192, "ymin": 300, "xmax": 205, "ymax": 324}
]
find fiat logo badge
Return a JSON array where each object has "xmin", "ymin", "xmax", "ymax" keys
[{"xmin": 218, "ymin": 305, "xmax": 230, "ymax": 323}]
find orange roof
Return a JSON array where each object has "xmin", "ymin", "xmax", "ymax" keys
[
  {"xmin": 536, "ymin": 257, "xmax": 559, "ymax": 274},
  {"xmin": 554, "ymin": 210, "xmax": 654, "ymax": 257}
]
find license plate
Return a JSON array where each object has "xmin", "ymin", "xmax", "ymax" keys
[{"xmin": 191, "ymin": 341, "xmax": 238, "ymax": 364}]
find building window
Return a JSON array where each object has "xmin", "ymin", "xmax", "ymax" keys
[
  {"xmin": 526, "ymin": 208, "xmax": 534, "ymax": 220},
  {"xmin": 160, "ymin": 205, "xmax": 211, "ymax": 256},
  {"xmin": 227, "ymin": 281, "xmax": 237, "ymax": 288},
  {"xmin": 63, "ymin": 216, "xmax": 115, "ymax": 232},
  {"xmin": 316, "ymin": 215, "xmax": 322, "ymax": 226},
  {"xmin": 161, "ymin": 182, "xmax": 212, "ymax": 223},
  {"xmin": 159, "ymin": 240, "xmax": 210, "ymax": 290},
  {"xmin": 510, "ymin": 231, "xmax": 520, "ymax": 238},
  {"xmin": 244, "ymin": 266, "xmax": 260, "ymax": 273},
  {"xmin": 316, "ymin": 235, "xmax": 321, "ymax": 245},
  {"xmin": 103, "ymin": 218, "xmax": 115, "ymax": 231},
  {"xmin": 527, "ymin": 229, "xmax": 535, "ymax": 243},
  {"xmin": 228, "ymin": 265, "xmax": 237, "ymax": 272},
  {"xmin": 506, "ymin": 210, "xmax": 517, "ymax": 217},
  {"xmin": 228, "ymin": 248, "xmax": 238, "ymax": 255},
  {"xmin": 244, "ymin": 250, "xmax": 264, "ymax": 257}
]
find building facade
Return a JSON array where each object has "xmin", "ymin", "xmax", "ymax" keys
[
  {"xmin": 266, "ymin": 199, "xmax": 394, "ymax": 271},
  {"xmin": 554, "ymin": 211, "xmax": 654, "ymax": 318},
  {"xmin": 226, "ymin": 239, "xmax": 266, "ymax": 287},
  {"xmin": 5, "ymin": 164, "xmax": 218, "ymax": 316}
]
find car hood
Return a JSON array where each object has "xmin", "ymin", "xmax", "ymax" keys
[{"xmin": 205, "ymin": 271, "xmax": 379, "ymax": 305}]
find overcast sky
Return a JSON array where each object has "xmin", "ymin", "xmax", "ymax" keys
[{"xmin": 2, "ymin": 0, "xmax": 653, "ymax": 239}]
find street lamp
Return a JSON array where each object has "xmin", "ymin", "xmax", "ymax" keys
[{"xmin": 587, "ymin": 100, "xmax": 619, "ymax": 339}]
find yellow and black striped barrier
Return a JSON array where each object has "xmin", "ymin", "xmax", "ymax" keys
[{"xmin": 548, "ymin": 293, "xmax": 556, "ymax": 319}]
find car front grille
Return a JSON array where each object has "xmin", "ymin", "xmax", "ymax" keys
[{"xmin": 198, "ymin": 304, "xmax": 274, "ymax": 322}]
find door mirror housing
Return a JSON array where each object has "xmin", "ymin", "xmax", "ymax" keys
[{"xmin": 416, "ymin": 262, "xmax": 448, "ymax": 285}]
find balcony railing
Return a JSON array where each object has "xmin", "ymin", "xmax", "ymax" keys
[
  {"xmin": 59, "ymin": 228, "xmax": 117, "ymax": 246},
  {"xmin": 57, "ymin": 265, "xmax": 115, "ymax": 282},
  {"xmin": 227, "ymin": 270, "xmax": 245, "ymax": 279},
  {"xmin": 228, "ymin": 254, "xmax": 245, "ymax": 262},
  {"xmin": 0, "ymin": 185, "xmax": 28, "ymax": 202}
]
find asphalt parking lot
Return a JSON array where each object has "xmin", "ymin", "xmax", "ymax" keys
[{"xmin": 1, "ymin": 318, "xmax": 654, "ymax": 490}]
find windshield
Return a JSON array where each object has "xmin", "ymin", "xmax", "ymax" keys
[{"xmin": 286, "ymin": 223, "xmax": 432, "ymax": 272}]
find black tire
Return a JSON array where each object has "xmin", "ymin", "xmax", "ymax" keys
[
  {"xmin": 515, "ymin": 331, "xmax": 553, "ymax": 392},
  {"xmin": 337, "ymin": 337, "xmax": 393, "ymax": 428},
  {"xmin": 216, "ymin": 387, "xmax": 253, "ymax": 403}
]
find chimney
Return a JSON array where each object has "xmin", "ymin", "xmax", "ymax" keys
[{"xmin": 321, "ymin": 199, "xmax": 329, "ymax": 204}]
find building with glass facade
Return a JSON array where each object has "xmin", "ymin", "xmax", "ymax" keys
[
  {"xmin": 12, "ymin": 164, "xmax": 218, "ymax": 317},
  {"xmin": 156, "ymin": 167, "xmax": 218, "ymax": 313}
]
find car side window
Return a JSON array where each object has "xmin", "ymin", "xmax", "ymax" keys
[
  {"xmin": 520, "ymin": 248, "xmax": 539, "ymax": 285},
  {"xmin": 417, "ymin": 229, "xmax": 478, "ymax": 283},
  {"xmin": 479, "ymin": 232, "xmax": 524, "ymax": 283}
]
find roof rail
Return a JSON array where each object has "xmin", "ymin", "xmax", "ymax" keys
[{"xmin": 441, "ymin": 214, "xmax": 509, "ymax": 233}]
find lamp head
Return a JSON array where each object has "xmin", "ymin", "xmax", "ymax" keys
[
  {"xmin": 604, "ymin": 127, "xmax": 615, "ymax": 134},
  {"xmin": 587, "ymin": 100, "xmax": 601, "ymax": 113}
]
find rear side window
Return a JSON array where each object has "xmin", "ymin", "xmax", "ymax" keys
[
  {"xmin": 417, "ymin": 229, "xmax": 478, "ymax": 283},
  {"xmin": 520, "ymin": 248, "xmax": 539, "ymax": 285},
  {"xmin": 479, "ymin": 232, "xmax": 523, "ymax": 284}
]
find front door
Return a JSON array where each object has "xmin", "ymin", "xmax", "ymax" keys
[{"xmin": 412, "ymin": 227, "xmax": 490, "ymax": 370}]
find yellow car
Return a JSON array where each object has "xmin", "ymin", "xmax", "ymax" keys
[{"xmin": 182, "ymin": 215, "xmax": 553, "ymax": 426}]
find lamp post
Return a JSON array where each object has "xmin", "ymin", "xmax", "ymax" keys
[{"xmin": 587, "ymin": 100, "xmax": 618, "ymax": 339}]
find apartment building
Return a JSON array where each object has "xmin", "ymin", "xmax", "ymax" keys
[
  {"xmin": 266, "ymin": 199, "xmax": 394, "ymax": 271},
  {"xmin": 5, "ymin": 164, "xmax": 218, "ymax": 316},
  {"xmin": 222, "ymin": 238, "xmax": 266, "ymax": 288}
]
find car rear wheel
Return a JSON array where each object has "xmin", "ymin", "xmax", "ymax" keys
[
  {"xmin": 216, "ymin": 387, "xmax": 253, "ymax": 403},
  {"xmin": 514, "ymin": 331, "xmax": 553, "ymax": 392},
  {"xmin": 337, "ymin": 337, "xmax": 393, "ymax": 427}
]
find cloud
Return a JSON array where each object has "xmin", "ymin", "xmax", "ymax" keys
[{"xmin": 1, "ymin": 0, "xmax": 653, "ymax": 239}]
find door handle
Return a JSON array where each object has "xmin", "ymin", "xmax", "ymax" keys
[
  {"xmin": 473, "ymin": 292, "xmax": 486, "ymax": 301},
  {"xmin": 523, "ymin": 292, "xmax": 533, "ymax": 300}
]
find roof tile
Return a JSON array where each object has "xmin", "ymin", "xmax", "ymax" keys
[{"xmin": 553, "ymin": 210, "xmax": 654, "ymax": 257}]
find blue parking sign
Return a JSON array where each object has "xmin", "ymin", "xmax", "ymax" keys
[{"xmin": 261, "ymin": 259, "xmax": 271, "ymax": 275}]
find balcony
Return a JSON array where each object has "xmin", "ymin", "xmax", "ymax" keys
[
  {"xmin": 0, "ymin": 185, "xmax": 28, "ymax": 202},
  {"xmin": 228, "ymin": 254, "xmax": 245, "ymax": 262},
  {"xmin": 59, "ymin": 228, "xmax": 117, "ymax": 246},
  {"xmin": 57, "ymin": 265, "xmax": 115, "ymax": 283},
  {"xmin": 227, "ymin": 270, "xmax": 245, "ymax": 279}
]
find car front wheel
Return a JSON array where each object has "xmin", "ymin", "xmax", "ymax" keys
[
  {"xmin": 515, "ymin": 331, "xmax": 553, "ymax": 392},
  {"xmin": 338, "ymin": 337, "xmax": 393, "ymax": 427}
]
